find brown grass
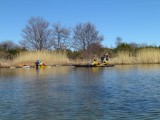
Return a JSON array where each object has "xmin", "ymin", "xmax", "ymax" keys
[
  {"xmin": 136, "ymin": 48, "xmax": 160, "ymax": 64},
  {"xmin": 110, "ymin": 48, "xmax": 160, "ymax": 64},
  {"xmin": 12, "ymin": 50, "xmax": 69, "ymax": 66},
  {"xmin": 1, "ymin": 48, "xmax": 160, "ymax": 67},
  {"xmin": 0, "ymin": 59, "xmax": 12, "ymax": 68},
  {"xmin": 109, "ymin": 51, "xmax": 136, "ymax": 64}
]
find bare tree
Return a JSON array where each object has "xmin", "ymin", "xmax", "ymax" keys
[
  {"xmin": 129, "ymin": 42, "xmax": 138, "ymax": 49},
  {"xmin": 0, "ymin": 40, "xmax": 17, "ymax": 51},
  {"xmin": 115, "ymin": 37, "xmax": 123, "ymax": 47},
  {"xmin": 73, "ymin": 22, "xmax": 103, "ymax": 59},
  {"xmin": 0, "ymin": 40, "xmax": 24, "ymax": 59},
  {"xmin": 73, "ymin": 22, "xmax": 103, "ymax": 51},
  {"xmin": 52, "ymin": 23, "xmax": 70, "ymax": 50},
  {"xmin": 86, "ymin": 42, "xmax": 103, "ymax": 59},
  {"xmin": 20, "ymin": 17, "xmax": 52, "ymax": 50}
]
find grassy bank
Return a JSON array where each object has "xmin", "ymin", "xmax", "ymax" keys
[
  {"xmin": 12, "ymin": 50, "xmax": 69, "ymax": 67},
  {"xmin": 0, "ymin": 59, "xmax": 12, "ymax": 68},
  {"xmin": 1, "ymin": 48, "xmax": 160, "ymax": 67},
  {"xmin": 110, "ymin": 48, "xmax": 160, "ymax": 64}
]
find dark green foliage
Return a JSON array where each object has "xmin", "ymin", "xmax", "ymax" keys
[
  {"xmin": 0, "ymin": 41, "xmax": 27, "ymax": 60},
  {"xmin": 111, "ymin": 43, "xmax": 138, "ymax": 57},
  {"xmin": 66, "ymin": 49, "xmax": 82, "ymax": 59},
  {"xmin": 115, "ymin": 43, "xmax": 133, "ymax": 51}
]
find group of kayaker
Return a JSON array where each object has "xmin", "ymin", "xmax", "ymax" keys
[
  {"xmin": 100, "ymin": 53, "xmax": 109, "ymax": 63},
  {"xmin": 34, "ymin": 53, "xmax": 109, "ymax": 67},
  {"xmin": 92, "ymin": 53, "xmax": 109, "ymax": 66},
  {"xmin": 35, "ymin": 60, "xmax": 45, "ymax": 68}
]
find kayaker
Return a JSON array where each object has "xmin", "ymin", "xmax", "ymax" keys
[
  {"xmin": 101, "ymin": 55, "xmax": 104, "ymax": 63},
  {"xmin": 92, "ymin": 59, "xmax": 99, "ymax": 66},
  {"xmin": 40, "ymin": 60, "xmax": 45, "ymax": 66},
  {"xmin": 106, "ymin": 53, "xmax": 109, "ymax": 61},
  {"xmin": 35, "ymin": 60, "xmax": 39, "ymax": 69}
]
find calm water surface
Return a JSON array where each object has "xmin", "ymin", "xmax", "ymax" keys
[{"xmin": 0, "ymin": 65, "xmax": 160, "ymax": 120}]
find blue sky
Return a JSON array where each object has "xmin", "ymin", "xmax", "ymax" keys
[{"xmin": 0, "ymin": 0, "xmax": 160, "ymax": 47}]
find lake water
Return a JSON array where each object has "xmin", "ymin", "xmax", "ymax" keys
[{"xmin": 0, "ymin": 65, "xmax": 160, "ymax": 120}]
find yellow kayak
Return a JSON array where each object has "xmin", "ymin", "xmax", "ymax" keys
[
  {"xmin": 39, "ymin": 65, "xmax": 45, "ymax": 68},
  {"xmin": 73, "ymin": 64, "xmax": 114, "ymax": 67}
]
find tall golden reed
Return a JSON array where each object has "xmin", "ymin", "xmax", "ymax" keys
[
  {"xmin": 1, "ymin": 48, "xmax": 160, "ymax": 67},
  {"xmin": 110, "ymin": 48, "xmax": 160, "ymax": 64},
  {"xmin": 0, "ymin": 59, "xmax": 12, "ymax": 67},
  {"xmin": 136, "ymin": 48, "xmax": 160, "ymax": 64},
  {"xmin": 109, "ymin": 51, "xmax": 136, "ymax": 64},
  {"xmin": 12, "ymin": 50, "xmax": 69, "ymax": 66}
]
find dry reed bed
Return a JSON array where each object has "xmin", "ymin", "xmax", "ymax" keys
[
  {"xmin": 1, "ymin": 48, "xmax": 160, "ymax": 67},
  {"xmin": 0, "ymin": 60, "xmax": 12, "ymax": 68},
  {"xmin": 12, "ymin": 51, "xmax": 69, "ymax": 66},
  {"xmin": 136, "ymin": 48, "xmax": 160, "ymax": 64},
  {"xmin": 110, "ymin": 48, "xmax": 160, "ymax": 64},
  {"xmin": 109, "ymin": 51, "xmax": 136, "ymax": 64}
]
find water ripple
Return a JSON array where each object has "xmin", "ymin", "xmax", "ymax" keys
[{"xmin": 0, "ymin": 65, "xmax": 160, "ymax": 119}]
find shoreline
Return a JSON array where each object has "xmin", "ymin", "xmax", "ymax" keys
[
  {"xmin": 1, "ymin": 63, "xmax": 160, "ymax": 69},
  {"xmin": 0, "ymin": 64, "xmax": 73, "ymax": 69}
]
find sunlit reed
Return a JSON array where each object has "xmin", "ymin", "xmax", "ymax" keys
[
  {"xmin": 110, "ymin": 48, "xmax": 160, "ymax": 64},
  {"xmin": 12, "ymin": 50, "xmax": 69, "ymax": 66},
  {"xmin": 136, "ymin": 48, "xmax": 160, "ymax": 64}
]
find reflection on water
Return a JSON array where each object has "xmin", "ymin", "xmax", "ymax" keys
[{"xmin": 0, "ymin": 65, "xmax": 160, "ymax": 120}]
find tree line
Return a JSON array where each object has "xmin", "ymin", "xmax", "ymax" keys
[
  {"xmin": 20, "ymin": 17, "xmax": 103, "ymax": 51},
  {"xmin": 1, "ymin": 16, "xmax": 160, "ymax": 60}
]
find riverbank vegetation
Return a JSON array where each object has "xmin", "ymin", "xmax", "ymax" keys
[
  {"xmin": 1, "ymin": 44, "xmax": 160, "ymax": 67},
  {"xmin": 13, "ymin": 51, "xmax": 69, "ymax": 66},
  {"xmin": 0, "ymin": 16, "xmax": 160, "ymax": 67},
  {"xmin": 110, "ymin": 48, "xmax": 160, "ymax": 64}
]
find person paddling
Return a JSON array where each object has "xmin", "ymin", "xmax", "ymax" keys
[
  {"xmin": 105, "ymin": 53, "xmax": 109, "ymax": 64},
  {"xmin": 35, "ymin": 60, "xmax": 39, "ymax": 69},
  {"xmin": 92, "ymin": 59, "xmax": 99, "ymax": 66},
  {"xmin": 101, "ymin": 55, "xmax": 104, "ymax": 63},
  {"xmin": 40, "ymin": 60, "xmax": 45, "ymax": 66}
]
